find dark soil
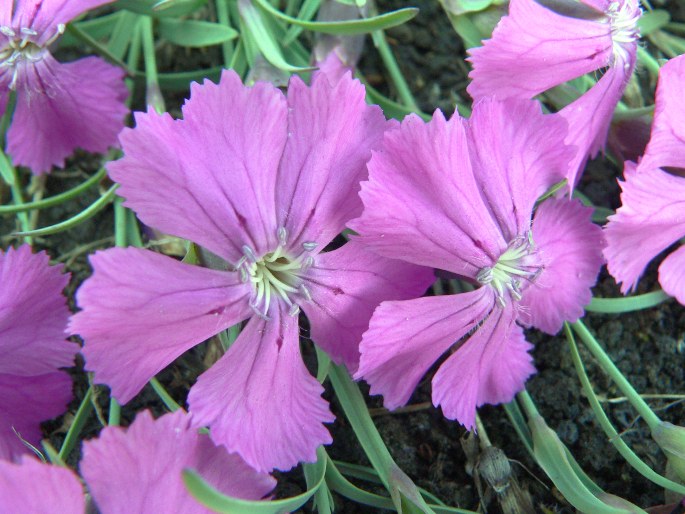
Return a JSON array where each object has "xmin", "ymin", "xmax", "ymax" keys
[{"xmin": 15, "ymin": 0, "xmax": 685, "ymax": 513}]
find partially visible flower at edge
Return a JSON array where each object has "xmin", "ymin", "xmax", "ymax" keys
[
  {"xmin": 350, "ymin": 98, "xmax": 605, "ymax": 429},
  {"xmin": 69, "ymin": 69, "xmax": 434, "ymax": 472},
  {"xmin": 605, "ymin": 54, "xmax": 685, "ymax": 305},
  {"xmin": 0, "ymin": 409, "xmax": 275, "ymax": 514},
  {"xmin": 467, "ymin": 0, "xmax": 641, "ymax": 186},
  {"xmin": 0, "ymin": 0, "xmax": 129, "ymax": 174},
  {"xmin": 0, "ymin": 244, "xmax": 76, "ymax": 462}
]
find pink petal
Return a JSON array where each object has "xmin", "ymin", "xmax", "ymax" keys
[
  {"xmin": 0, "ymin": 245, "xmax": 75, "ymax": 376},
  {"xmin": 355, "ymin": 289, "xmax": 494, "ymax": 410},
  {"xmin": 658, "ymin": 245, "xmax": 685, "ymax": 305},
  {"xmin": 188, "ymin": 304, "xmax": 334, "ymax": 472},
  {"xmin": 0, "ymin": 372, "xmax": 72, "ymax": 461},
  {"xmin": 350, "ymin": 111, "xmax": 507, "ymax": 277},
  {"xmin": 467, "ymin": 99, "xmax": 571, "ymax": 240},
  {"xmin": 0, "ymin": 457, "xmax": 84, "ymax": 513},
  {"xmin": 559, "ymin": 64, "xmax": 635, "ymax": 186},
  {"xmin": 520, "ymin": 198, "xmax": 604, "ymax": 334},
  {"xmin": 432, "ymin": 306, "xmax": 535, "ymax": 429},
  {"xmin": 276, "ymin": 72, "xmax": 386, "ymax": 251},
  {"xmin": 14, "ymin": 1, "xmax": 114, "ymax": 42},
  {"xmin": 109, "ymin": 70, "xmax": 286, "ymax": 263},
  {"xmin": 70, "ymin": 248, "xmax": 251, "ymax": 404},
  {"xmin": 8, "ymin": 55, "xmax": 127, "ymax": 174},
  {"xmin": 300, "ymin": 240, "xmax": 434, "ymax": 371},
  {"xmin": 467, "ymin": 0, "xmax": 612, "ymax": 100},
  {"xmin": 81, "ymin": 410, "xmax": 275, "ymax": 514},
  {"xmin": 639, "ymin": 55, "xmax": 685, "ymax": 172},
  {"xmin": 604, "ymin": 163, "xmax": 685, "ymax": 294}
]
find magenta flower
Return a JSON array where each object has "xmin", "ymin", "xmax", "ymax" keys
[
  {"xmin": 350, "ymin": 99, "xmax": 605, "ymax": 429},
  {"xmin": 605, "ymin": 55, "xmax": 685, "ymax": 305},
  {"xmin": 81, "ymin": 410, "xmax": 275, "ymax": 512},
  {"xmin": 0, "ymin": 457, "xmax": 84, "ymax": 513},
  {"xmin": 0, "ymin": 244, "xmax": 76, "ymax": 461},
  {"xmin": 0, "ymin": 410, "xmax": 274, "ymax": 514},
  {"xmin": 467, "ymin": 0, "xmax": 641, "ymax": 185},
  {"xmin": 0, "ymin": 0, "xmax": 128, "ymax": 174},
  {"xmin": 69, "ymin": 69, "xmax": 433, "ymax": 471}
]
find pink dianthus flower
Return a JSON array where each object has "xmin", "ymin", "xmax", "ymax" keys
[
  {"xmin": 350, "ymin": 99, "xmax": 605, "ymax": 429},
  {"xmin": 69, "ymin": 69, "xmax": 433, "ymax": 472},
  {"xmin": 0, "ymin": 244, "xmax": 76, "ymax": 461},
  {"xmin": 0, "ymin": 0, "xmax": 128, "ymax": 174},
  {"xmin": 605, "ymin": 55, "xmax": 685, "ymax": 305},
  {"xmin": 467, "ymin": 0, "xmax": 641, "ymax": 186},
  {"xmin": 0, "ymin": 410, "xmax": 274, "ymax": 514}
]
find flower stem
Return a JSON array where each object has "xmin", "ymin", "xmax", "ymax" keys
[
  {"xmin": 58, "ymin": 386, "xmax": 94, "ymax": 461},
  {"xmin": 571, "ymin": 320, "xmax": 661, "ymax": 430}
]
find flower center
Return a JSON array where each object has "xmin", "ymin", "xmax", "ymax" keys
[
  {"xmin": 0, "ymin": 24, "xmax": 63, "ymax": 90},
  {"xmin": 607, "ymin": 1, "xmax": 640, "ymax": 68},
  {"xmin": 237, "ymin": 228, "xmax": 316, "ymax": 319},
  {"xmin": 476, "ymin": 233, "xmax": 542, "ymax": 308}
]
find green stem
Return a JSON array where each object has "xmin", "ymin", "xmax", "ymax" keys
[
  {"xmin": 65, "ymin": 23, "xmax": 132, "ymax": 73},
  {"xmin": 565, "ymin": 324, "xmax": 685, "ymax": 495},
  {"xmin": 8, "ymin": 164, "xmax": 32, "ymax": 243},
  {"xmin": 517, "ymin": 389, "xmax": 540, "ymax": 419},
  {"xmin": 0, "ymin": 168, "xmax": 106, "ymax": 215},
  {"xmin": 637, "ymin": 46, "xmax": 661, "ymax": 77},
  {"xmin": 370, "ymin": 30, "xmax": 420, "ymax": 112},
  {"xmin": 571, "ymin": 320, "xmax": 661, "ymax": 430},
  {"xmin": 150, "ymin": 377, "xmax": 182, "ymax": 412},
  {"xmin": 587, "ymin": 290, "xmax": 671, "ymax": 313},
  {"xmin": 108, "ymin": 398, "xmax": 121, "ymax": 426},
  {"xmin": 141, "ymin": 16, "xmax": 165, "ymax": 113},
  {"xmin": 328, "ymin": 364, "xmax": 434, "ymax": 514},
  {"xmin": 59, "ymin": 386, "xmax": 94, "ymax": 461},
  {"xmin": 216, "ymin": 0, "xmax": 235, "ymax": 66}
]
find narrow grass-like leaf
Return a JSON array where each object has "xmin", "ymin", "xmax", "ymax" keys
[
  {"xmin": 256, "ymin": 0, "xmax": 417, "ymax": 35},
  {"xmin": 239, "ymin": 0, "xmax": 315, "ymax": 72},
  {"xmin": 0, "ymin": 168, "xmax": 106, "ymax": 215},
  {"xmin": 158, "ymin": 18, "xmax": 238, "ymax": 47},
  {"xmin": 283, "ymin": 0, "xmax": 321, "ymax": 45},
  {"xmin": 587, "ymin": 290, "xmax": 671, "ymax": 313},
  {"xmin": 529, "ymin": 414, "xmax": 641, "ymax": 514},
  {"xmin": 638, "ymin": 9, "xmax": 670, "ymax": 36},
  {"xmin": 114, "ymin": 0, "xmax": 207, "ymax": 17},
  {"xmin": 59, "ymin": 12, "xmax": 122, "ymax": 47},
  {"xmin": 14, "ymin": 185, "xmax": 118, "ymax": 237},
  {"xmin": 183, "ymin": 447, "xmax": 327, "ymax": 513}
]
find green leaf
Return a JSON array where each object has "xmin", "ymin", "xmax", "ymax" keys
[
  {"xmin": 158, "ymin": 18, "xmax": 238, "ymax": 47},
  {"xmin": 59, "ymin": 12, "xmax": 123, "ymax": 47},
  {"xmin": 587, "ymin": 290, "xmax": 671, "ymax": 313},
  {"xmin": 238, "ymin": 0, "xmax": 315, "ymax": 72},
  {"xmin": 183, "ymin": 447, "xmax": 327, "ymax": 513},
  {"xmin": 14, "ymin": 185, "xmax": 118, "ymax": 237},
  {"xmin": 113, "ymin": 0, "xmax": 207, "ymax": 17},
  {"xmin": 529, "ymin": 415, "xmax": 642, "ymax": 514},
  {"xmin": 255, "ymin": 0, "xmax": 418, "ymax": 35},
  {"xmin": 638, "ymin": 9, "xmax": 670, "ymax": 36},
  {"xmin": 154, "ymin": 67, "xmax": 224, "ymax": 90}
]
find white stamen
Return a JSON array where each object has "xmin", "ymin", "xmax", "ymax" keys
[{"xmin": 303, "ymin": 241, "xmax": 317, "ymax": 251}]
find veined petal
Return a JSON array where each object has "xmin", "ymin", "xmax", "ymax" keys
[
  {"xmin": 276, "ymin": 72, "xmax": 386, "ymax": 251},
  {"xmin": 639, "ymin": 55, "xmax": 685, "ymax": 172},
  {"xmin": 559, "ymin": 63, "xmax": 635, "ymax": 186},
  {"xmin": 14, "ymin": 1, "xmax": 114, "ymax": 43},
  {"xmin": 110, "ymin": 69, "xmax": 287, "ymax": 263},
  {"xmin": 605, "ymin": 163, "xmax": 685, "ymax": 294},
  {"xmin": 350, "ymin": 111, "xmax": 507, "ymax": 277},
  {"xmin": 467, "ymin": 99, "xmax": 571, "ymax": 239},
  {"xmin": 432, "ymin": 306, "xmax": 535, "ymax": 429},
  {"xmin": 0, "ymin": 245, "xmax": 75, "ymax": 375},
  {"xmin": 81, "ymin": 410, "xmax": 275, "ymax": 514},
  {"xmin": 0, "ymin": 457, "xmax": 83, "ymax": 513},
  {"xmin": 188, "ymin": 304, "xmax": 333, "ymax": 472},
  {"xmin": 8, "ymin": 55, "xmax": 128, "ymax": 174},
  {"xmin": 658, "ymin": 245, "xmax": 685, "ymax": 306},
  {"xmin": 467, "ymin": 0, "xmax": 613, "ymax": 100},
  {"xmin": 0, "ymin": 372, "xmax": 72, "ymax": 462},
  {"xmin": 300, "ymin": 240, "xmax": 434, "ymax": 371},
  {"xmin": 520, "ymin": 198, "xmax": 604, "ymax": 334},
  {"xmin": 355, "ymin": 289, "xmax": 494, "ymax": 410},
  {"xmin": 71, "ymin": 248, "xmax": 251, "ymax": 404}
]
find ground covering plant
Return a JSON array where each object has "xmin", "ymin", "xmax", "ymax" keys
[{"xmin": 0, "ymin": 0, "xmax": 684, "ymax": 512}]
